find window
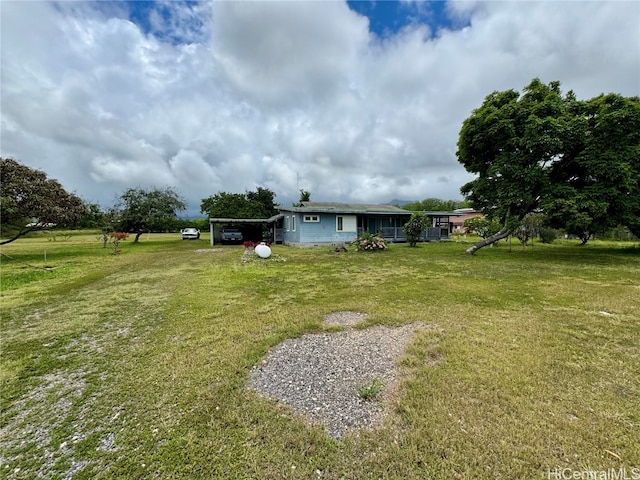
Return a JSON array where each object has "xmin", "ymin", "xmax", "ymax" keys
[
  {"xmin": 336, "ymin": 215, "xmax": 357, "ymax": 232},
  {"xmin": 285, "ymin": 216, "xmax": 290, "ymax": 231},
  {"xmin": 291, "ymin": 215, "xmax": 296, "ymax": 231},
  {"xmin": 303, "ymin": 215, "xmax": 319, "ymax": 222}
]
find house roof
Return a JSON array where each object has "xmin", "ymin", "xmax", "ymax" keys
[
  {"xmin": 278, "ymin": 202, "xmax": 413, "ymax": 215},
  {"xmin": 278, "ymin": 202, "xmax": 464, "ymax": 216},
  {"xmin": 209, "ymin": 214, "xmax": 283, "ymax": 224},
  {"xmin": 208, "ymin": 203, "xmax": 465, "ymax": 223},
  {"xmin": 418, "ymin": 211, "xmax": 465, "ymax": 216}
]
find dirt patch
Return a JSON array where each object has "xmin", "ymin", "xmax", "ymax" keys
[{"xmin": 322, "ymin": 311, "xmax": 368, "ymax": 328}]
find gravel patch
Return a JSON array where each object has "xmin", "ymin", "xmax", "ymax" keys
[
  {"xmin": 248, "ymin": 312, "xmax": 425, "ymax": 439},
  {"xmin": 0, "ymin": 368, "xmax": 94, "ymax": 478}
]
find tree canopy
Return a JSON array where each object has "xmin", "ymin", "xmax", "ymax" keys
[
  {"xmin": 201, "ymin": 187, "xmax": 279, "ymax": 218},
  {"xmin": 401, "ymin": 198, "xmax": 468, "ymax": 212},
  {"xmin": 298, "ymin": 189, "xmax": 311, "ymax": 204},
  {"xmin": 542, "ymin": 93, "xmax": 640, "ymax": 242},
  {"xmin": 112, "ymin": 187, "xmax": 186, "ymax": 242},
  {"xmin": 0, "ymin": 158, "xmax": 87, "ymax": 245},
  {"xmin": 457, "ymin": 79, "xmax": 640, "ymax": 254}
]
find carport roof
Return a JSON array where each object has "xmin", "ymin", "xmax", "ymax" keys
[{"xmin": 209, "ymin": 214, "xmax": 283, "ymax": 224}]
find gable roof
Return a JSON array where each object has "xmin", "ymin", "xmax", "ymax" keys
[{"xmin": 279, "ymin": 202, "xmax": 412, "ymax": 215}]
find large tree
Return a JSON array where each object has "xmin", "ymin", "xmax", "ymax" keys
[
  {"xmin": 457, "ymin": 79, "xmax": 640, "ymax": 254},
  {"xmin": 113, "ymin": 187, "xmax": 186, "ymax": 242},
  {"xmin": 0, "ymin": 158, "xmax": 87, "ymax": 245},
  {"xmin": 201, "ymin": 187, "xmax": 278, "ymax": 218},
  {"xmin": 457, "ymin": 79, "xmax": 573, "ymax": 254},
  {"xmin": 245, "ymin": 187, "xmax": 279, "ymax": 217}
]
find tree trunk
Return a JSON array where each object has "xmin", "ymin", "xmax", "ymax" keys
[
  {"xmin": 134, "ymin": 231, "xmax": 143, "ymax": 243},
  {"xmin": 465, "ymin": 227, "xmax": 511, "ymax": 255}
]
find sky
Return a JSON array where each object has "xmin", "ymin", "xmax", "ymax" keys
[{"xmin": 1, "ymin": 1, "xmax": 639, "ymax": 217}]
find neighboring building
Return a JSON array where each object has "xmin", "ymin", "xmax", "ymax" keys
[
  {"xmin": 277, "ymin": 202, "xmax": 459, "ymax": 247},
  {"xmin": 450, "ymin": 208, "xmax": 483, "ymax": 233}
]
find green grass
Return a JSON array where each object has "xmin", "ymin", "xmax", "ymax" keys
[
  {"xmin": 1, "ymin": 232, "xmax": 639, "ymax": 479},
  {"xmin": 357, "ymin": 379, "xmax": 385, "ymax": 401}
]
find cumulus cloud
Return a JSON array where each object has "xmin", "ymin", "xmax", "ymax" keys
[
  {"xmin": 1, "ymin": 0, "xmax": 638, "ymax": 216},
  {"xmin": 210, "ymin": 1, "xmax": 369, "ymax": 106}
]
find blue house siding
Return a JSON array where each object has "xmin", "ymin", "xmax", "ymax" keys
[{"xmin": 282, "ymin": 213, "xmax": 357, "ymax": 246}]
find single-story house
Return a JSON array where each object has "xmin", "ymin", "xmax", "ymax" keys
[
  {"xmin": 277, "ymin": 202, "xmax": 461, "ymax": 247},
  {"xmin": 208, "ymin": 202, "xmax": 463, "ymax": 247}
]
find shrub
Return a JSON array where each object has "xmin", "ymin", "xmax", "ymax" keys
[
  {"xmin": 539, "ymin": 227, "xmax": 557, "ymax": 244},
  {"xmin": 109, "ymin": 232, "xmax": 129, "ymax": 254},
  {"xmin": 403, "ymin": 213, "xmax": 428, "ymax": 247},
  {"xmin": 352, "ymin": 232, "xmax": 388, "ymax": 252}
]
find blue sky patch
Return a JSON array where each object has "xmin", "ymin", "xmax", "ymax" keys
[
  {"xmin": 347, "ymin": 0, "xmax": 465, "ymax": 38},
  {"xmin": 122, "ymin": 0, "xmax": 205, "ymax": 44}
]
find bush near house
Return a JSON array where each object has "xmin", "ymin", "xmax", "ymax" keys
[
  {"xmin": 352, "ymin": 232, "xmax": 388, "ymax": 251},
  {"xmin": 403, "ymin": 213, "xmax": 428, "ymax": 247}
]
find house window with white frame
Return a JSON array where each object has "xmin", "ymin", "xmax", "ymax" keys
[
  {"xmin": 291, "ymin": 215, "xmax": 296, "ymax": 231},
  {"xmin": 303, "ymin": 215, "xmax": 320, "ymax": 222},
  {"xmin": 336, "ymin": 215, "xmax": 357, "ymax": 232},
  {"xmin": 285, "ymin": 215, "xmax": 290, "ymax": 231}
]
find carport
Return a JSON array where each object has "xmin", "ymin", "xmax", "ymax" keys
[{"xmin": 208, "ymin": 214, "xmax": 284, "ymax": 246}]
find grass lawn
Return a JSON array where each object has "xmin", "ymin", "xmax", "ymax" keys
[{"xmin": 1, "ymin": 231, "xmax": 639, "ymax": 479}]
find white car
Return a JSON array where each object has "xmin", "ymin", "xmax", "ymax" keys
[{"xmin": 181, "ymin": 227, "xmax": 200, "ymax": 240}]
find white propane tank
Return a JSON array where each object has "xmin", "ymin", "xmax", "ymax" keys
[{"xmin": 255, "ymin": 242, "xmax": 272, "ymax": 258}]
